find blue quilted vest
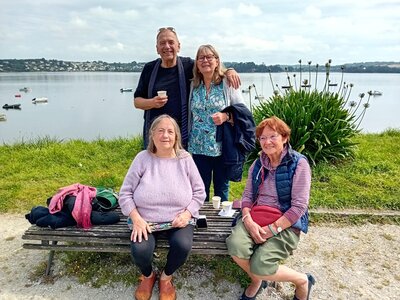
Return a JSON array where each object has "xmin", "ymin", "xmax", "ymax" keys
[{"xmin": 251, "ymin": 147, "xmax": 309, "ymax": 233}]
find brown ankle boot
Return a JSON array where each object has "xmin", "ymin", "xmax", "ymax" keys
[
  {"xmin": 135, "ymin": 272, "xmax": 157, "ymax": 300},
  {"xmin": 159, "ymin": 276, "xmax": 176, "ymax": 300}
]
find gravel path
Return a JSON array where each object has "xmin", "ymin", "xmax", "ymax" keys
[{"xmin": 1, "ymin": 214, "xmax": 399, "ymax": 300}]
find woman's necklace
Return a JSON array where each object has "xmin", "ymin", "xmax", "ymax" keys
[{"xmin": 204, "ymin": 81, "xmax": 213, "ymax": 99}]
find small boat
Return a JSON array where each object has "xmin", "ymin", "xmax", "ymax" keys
[
  {"xmin": 0, "ymin": 113, "xmax": 6, "ymax": 121},
  {"xmin": 120, "ymin": 88, "xmax": 133, "ymax": 92},
  {"xmin": 15, "ymin": 94, "xmax": 22, "ymax": 98},
  {"xmin": 255, "ymin": 95, "xmax": 265, "ymax": 101},
  {"xmin": 32, "ymin": 97, "xmax": 48, "ymax": 104},
  {"xmin": 2, "ymin": 103, "xmax": 21, "ymax": 109},
  {"xmin": 19, "ymin": 87, "xmax": 31, "ymax": 92},
  {"xmin": 371, "ymin": 90, "xmax": 382, "ymax": 96}
]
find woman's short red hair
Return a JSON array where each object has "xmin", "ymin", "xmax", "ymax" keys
[{"xmin": 256, "ymin": 116, "xmax": 291, "ymax": 143}]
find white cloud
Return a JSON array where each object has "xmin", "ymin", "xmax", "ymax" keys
[
  {"xmin": 212, "ymin": 8, "xmax": 235, "ymax": 18},
  {"xmin": 237, "ymin": 3, "xmax": 263, "ymax": 16},
  {"xmin": 69, "ymin": 42, "xmax": 126, "ymax": 54},
  {"xmin": 115, "ymin": 43, "xmax": 124, "ymax": 51},
  {"xmin": 280, "ymin": 35, "xmax": 314, "ymax": 53},
  {"xmin": 88, "ymin": 6, "xmax": 115, "ymax": 18},
  {"xmin": 70, "ymin": 43, "xmax": 111, "ymax": 53},
  {"xmin": 70, "ymin": 16, "xmax": 88, "ymax": 28},
  {"xmin": 123, "ymin": 10, "xmax": 140, "ymax": 18},
  {"xmin": 0, "ymin": 0, "xmax": 399, "ymax": 64},
  {"xmin": 305, "ymin": 5, "xmax": 322, "ymax": 18}
]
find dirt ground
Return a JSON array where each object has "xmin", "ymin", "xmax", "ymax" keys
[{"xmin": 1, "ymin": 213, "xmax": 399, "ymax": 300}]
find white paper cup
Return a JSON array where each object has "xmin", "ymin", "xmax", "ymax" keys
[
  {"xmin": 157, "ymin": 90, "xmax": 167, "ymax": 97},
  {"xmin": 221, "ymin": 201, "xmax": 232, "ymax": 213},
  {"xmin": 212, "ymin": 196, "xmax": 221, "ymax": 209}
]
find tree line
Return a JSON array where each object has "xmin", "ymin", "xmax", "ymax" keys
[{"xmin": 0, "ymin": 58, "xmax": 399, "ymax": 73}]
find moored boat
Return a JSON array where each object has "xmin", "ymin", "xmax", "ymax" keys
[
  {"xmin": 371, "ymin": 90, "xmax": 383, "ymax": 96},
  {"xmin": 255, "ymin": 95, "xmax": 265, "ymax": 101},
  {"xmin": 32, "ymin": 97, "xmax": 48, "ymax": 104},
  {"xmin": 19, "ymin": 87, "xmax": 31, "ymax": 92},
  {"xmin": 0, "ymin": 113, "xmax": 6, "ymax": 121},
  {"xmin": 2, "ymin": 103, "xmax": 21, "ymax": 109}
]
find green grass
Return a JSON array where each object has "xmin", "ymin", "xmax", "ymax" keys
[
  {"xmin": 0, "ymin": 136, "xmax": 142, "ymax": 213},
  {"xmin": 1, "ymin": 131, "xmax": 399, "ymax": 213},
  {"xmin": 311, "ymin": 129, "xmax": 400, "ymax": 210}
]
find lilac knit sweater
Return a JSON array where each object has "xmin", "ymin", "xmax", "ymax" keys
[{"xmin": 118, "ymin": 150, "xmax": 206, "ymax": 223}]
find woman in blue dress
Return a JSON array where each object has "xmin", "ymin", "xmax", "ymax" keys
[{"xmin": 188, "ymin": 44, "xmax": 244, "ymax": 202}]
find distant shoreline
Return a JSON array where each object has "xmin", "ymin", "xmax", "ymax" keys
[{"xmin": 1, "ymin": 58, "xmax": 400, "ymax": 73}]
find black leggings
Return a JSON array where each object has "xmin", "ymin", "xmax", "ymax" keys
[{"xmin": 130, "ymin": 225, "xmax": 194, "ymax": 277}]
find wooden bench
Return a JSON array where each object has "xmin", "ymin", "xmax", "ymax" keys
[{"xmin": 22, "ymin": 202, "xmax": 237, "ymax": 275}]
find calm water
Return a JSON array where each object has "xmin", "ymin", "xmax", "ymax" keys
[{"xmin": 0, "ymin": 72, "xmax": 399, "ymax": 145}]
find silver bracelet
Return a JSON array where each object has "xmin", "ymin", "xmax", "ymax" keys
[{"xmin": 241, "ymin": 214, "xmax": 250, "ymax": 222}]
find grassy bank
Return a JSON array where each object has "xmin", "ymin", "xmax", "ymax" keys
[{"xmin": 1, "ymin": 130, "xmax": 399, "ymax": 213}]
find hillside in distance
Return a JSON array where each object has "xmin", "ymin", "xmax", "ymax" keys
[{"xmin": 0, "ymin": 58, "xmax": 399, "ymax": 73}]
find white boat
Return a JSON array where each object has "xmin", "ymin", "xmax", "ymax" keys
[
  {"xmin": 242, "ymin": 84, "xmax": 266, "ymax": 102},
  {"xmin": 32, "ymin": 97, "xmax": 48, "ymax": 104},
  {"xmin": 0, "ymin": 113, "xmax": 6, "ymax": 121},
  {"xmin": 371, "ymin": 90, "xmax": 382, "ymax": 96},
  {"xmin": 19, "ymin": 87, "xmax": 31, "ymax": 92},
  {"xmin": 255, "ymin": 95, "xmax": 266, "ymax": 102}
]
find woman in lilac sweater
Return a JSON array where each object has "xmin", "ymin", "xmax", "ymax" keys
[{"xmin": 119, "ymin": 114, "xmax": 206, "ymax": 300}]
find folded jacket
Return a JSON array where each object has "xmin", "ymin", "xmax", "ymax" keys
[{"xmin": 25, "ymin": 205, "xmax": 120, "ymax": 228}]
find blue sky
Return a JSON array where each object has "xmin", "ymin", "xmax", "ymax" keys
[{"xmin": 1, "ymin": 0, "xmax": 399, "ymax": 65}]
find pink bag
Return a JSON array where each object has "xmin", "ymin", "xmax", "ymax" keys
[{"xmin": 250, "ymin": 205, "xmax": 282, "ymax": 227}]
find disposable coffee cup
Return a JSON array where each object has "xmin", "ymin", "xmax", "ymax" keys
[
  {"xmin": 221, "ymin": 201, "xmax": 232, "ymax": 213},
  {"xmin": 212, "ymin": 196, "xmax": 221, "ymax": 209},
  {"xmin": 157, "ymin": 90, "xmax": 167, "ymax": 97}
]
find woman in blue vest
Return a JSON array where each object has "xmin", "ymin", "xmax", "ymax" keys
[{"xmin": 226, "ymin": 116, "xmax": 315, "ymax": 300}]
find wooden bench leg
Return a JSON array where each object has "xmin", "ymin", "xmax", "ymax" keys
[{"xmin": 45, "ymin": 241, "xmax": 58, "ymax": 276}]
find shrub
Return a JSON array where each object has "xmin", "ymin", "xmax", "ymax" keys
[{"xmin": 251, "ymin": 60, "xmax": 373, "ymax": 165}]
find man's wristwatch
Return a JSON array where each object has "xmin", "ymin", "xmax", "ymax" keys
[{"xmin": 274, "ymin": 222, "xmax": 283, "ymax": 233}]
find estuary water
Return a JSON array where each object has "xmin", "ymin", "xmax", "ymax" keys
[{"xmin": 0, "ymin": 72, "xmax": 399, "ymax": 145}]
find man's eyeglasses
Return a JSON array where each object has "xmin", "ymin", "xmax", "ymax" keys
[
  {"xmin": 197, "ymin": 55, "xmax": 216, "ymax": 62},
  {"xmin": 258, "ymin": 134, "xmax": 280, "ymax": 142},
  {"xmin": 158, "ymin": 27, "xmax": 175, "ymax": 32}
]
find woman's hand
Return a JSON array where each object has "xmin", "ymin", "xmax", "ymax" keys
[
  {"xmin": 260, "ymin": 225, "xmax": 275, "ymax": 240},
  {"xmin": 172, "ymin": 210, "xmax": 192, "ymax": 228},
  {"xmin": 211, "ymin": 112, "xmax": 229, "ymax": 125},
  {"xmin": 130, "ymin": 213, "xmax": 151, "ymax": 243},
  {"xmin": 243, "ymin": 217, "xmax": 268, "ymax": 244}
]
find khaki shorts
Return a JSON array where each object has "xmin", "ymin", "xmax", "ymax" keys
[{"xmin": 226, "ymin": 219, "xmax": 300, "ymax": 276}]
